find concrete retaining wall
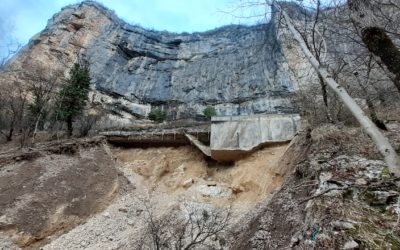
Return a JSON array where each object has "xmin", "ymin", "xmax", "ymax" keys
[{"xmin": 210, "ymin": 114, "xmax": 300, "ymax": 160}]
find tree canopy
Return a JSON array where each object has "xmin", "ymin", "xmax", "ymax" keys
[{"xmin": 55, "ymin": 63, "xmax": 91, "ymax": 136}]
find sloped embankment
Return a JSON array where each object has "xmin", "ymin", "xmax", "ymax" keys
[
  {"xmin": 41, "ymin": 138, "xmax": 300, "ymax": 249},
  {"xmin": 112, "ymin": 142, "xmax": 290, "ymax": 209},
  {"xmin": 232, "ymin": 124, "xmax": 400, "ymax": 249},
  {"xmin": 0, "ymin": 139, "xmax": 121, "ymax": 249},
  {"xmin": 0, "ymin": 132, "xmax": 308, "ymax": 249}
]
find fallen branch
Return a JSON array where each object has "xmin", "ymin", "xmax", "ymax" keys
[
  {"xmin": 299, "ymin": 187, "xmax": 348, "ymax": 204},
  {"xmin": 292, "ymin": 180, "xmax": 319, "ymax": 190}
]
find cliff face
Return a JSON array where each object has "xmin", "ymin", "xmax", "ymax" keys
[{"xmin": 2, "ymin": 1, "xmax": 299, "ymax": 119}]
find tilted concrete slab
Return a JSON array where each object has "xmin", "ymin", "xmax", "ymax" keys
[
  {"xmin": 210, "ymin": 114, "xmax": 301, "ymax": 161},
  {"xmin": 184, "ymin": 133, "xmax": 211, "ymax": 157}
]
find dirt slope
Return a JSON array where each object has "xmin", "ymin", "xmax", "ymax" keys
[
  {"xmin": 113, "ymin": 143, "xmax": 289, "ymax": 209},
  {"xmin": 0, "ymin": 140, "xmax": 120, "ymax": 248}
]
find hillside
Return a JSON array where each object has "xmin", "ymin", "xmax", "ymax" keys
[{"xmin": 1, "ymin": 0, "xmax": 400, "ymax": 249}]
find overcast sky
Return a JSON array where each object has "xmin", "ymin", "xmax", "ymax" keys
[{"xmin": 0, "ymin": 0, "xmax": 268, "ymax": 58}]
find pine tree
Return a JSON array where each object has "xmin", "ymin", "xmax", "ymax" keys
[{"xmin": 55, "ymin": 63, "xmax": 91, "ymax": 136}]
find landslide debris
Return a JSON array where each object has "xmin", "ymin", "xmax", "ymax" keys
[{"xmin": 0, "ymin": 138, "xmax": 120, "ymax": 248}]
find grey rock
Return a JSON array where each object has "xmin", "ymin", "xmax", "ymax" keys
[
  {"xmin": 2, "ymin": 1, "xmax": 299, "ymax": 119},
  {"xmin": 80, "ymin": 241, "xmax": 88, "ymax": 247},
  {"xmin": 343, "ymin": 240, "xmax": 359, "ymax": 249},
  {"xmin": 332, "ymin": 221, "xmax": 355, "ymax": 230},
  {"xmin": 355, "ymin": 178, "xmax": 367, "ymax": 185},
  {"xmin": 316, "ymin": 233, "xmax": 331, "ymax": 241},
  {"xmin": 365, "ymin": 191, "xmax": 399, "ymax": 206},
  {"xmin": 87, "ymin": 17, "xmax": 296, "ymax": 117},
  {"xmin": 290, "ymin": 235, "xmax": 300, "ymax": 247},
  {"xmin": 135, "ymin": 209, "xmax": 143, "ymax": 216}
]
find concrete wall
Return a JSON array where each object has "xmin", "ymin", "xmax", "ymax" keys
[{"xmin": 210, "ymin": 114, "xmax": 300, "ymax": 160}]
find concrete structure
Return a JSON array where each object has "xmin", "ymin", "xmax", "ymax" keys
[
  {"xmin": 184, "ymin": 133, "xmax": 211, "ymax": 157},
  {"xmin": 210, "ymin": 114, "xmax": 300, "ymax": 161},
  {"xmin": 101, "ymin": 114, "xmax": 301, "ymax": 162}
]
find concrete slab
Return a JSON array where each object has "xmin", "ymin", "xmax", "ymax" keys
[{"xmin": 210, "ymin": 114, "xmax": 301, "ymax": 161}]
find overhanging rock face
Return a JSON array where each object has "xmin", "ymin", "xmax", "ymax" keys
[
  {"xmin": 210, "ymin": 114, "xmax": 301, "ymax": 161},
  {"xmin": 0, "ymin": 1, "xmax": 300, "ymax": 121}
]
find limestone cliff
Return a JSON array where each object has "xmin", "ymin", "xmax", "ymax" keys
[{"xmin": 1, "ymin": 1, "xmax": 300, "ymax": 121}]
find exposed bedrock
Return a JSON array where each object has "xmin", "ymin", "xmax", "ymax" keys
[{"xmin": 2, "ymin": 1, "xmax": 300, "ymax": 119}]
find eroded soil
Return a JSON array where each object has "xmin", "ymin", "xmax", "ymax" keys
[
  {"xmin": 0, "ymin": 139, "xmax": 296, "ymax": 249},
  {"xmin": 41, "ymin": 143, "xmax": 294, "ymax": 249},
  {"xmin": 0, "ymin": 143, "xmax": 119, "ymax": 248},
  {"xmin": 113, "ymin": 143, "xmax": 289, "ymax": 210}
]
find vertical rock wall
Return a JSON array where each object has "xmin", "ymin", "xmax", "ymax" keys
[{"xmin": 1, "ymin": 1, "xmax": 302, "ymax": 119}]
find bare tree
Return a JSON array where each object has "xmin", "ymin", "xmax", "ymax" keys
[
  {"xmin": 0, "ymin": 80, "xmax": 28, "ymax": 141},
  {"xmin": 1, "ymin": 48, "xmax": 14, "ymax": 70},
  {"xmin": 353, "ymin": 55, "xmax": 387, "ymax": 130},
  {"xmin": 262, "ymin": 1, "xmax": 400, "ymax": 175},
  {"xmin": 22, "ymin": 64, "xmax": 63, "ymax": 142},
  {"xmin": 140, "ymin": 203, "xmax": 231, "ymax": 250},
  {"xmin": 298, "ymin": 0, "xmax": 333, "ymax": 122},
  {"xmin": 76, "ymin": 106, "xmax": 105, "ymax": 137},
  {"xmin": 0, "ymin": 43, "xmax": 21, "ymax": 71}
]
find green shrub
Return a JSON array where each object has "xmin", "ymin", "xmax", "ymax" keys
[
  {"xmin": 148, "ymin": 108, "xmax": 167, "ymax": 123},
  {"xmin": 203, "ymin": 106, "xmax": 216, "ymax": 120}
]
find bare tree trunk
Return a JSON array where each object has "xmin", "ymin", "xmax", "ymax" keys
[
  {"xmin": 318, "ymin": 75, "xmax": 333, "ymax": 122},
  {"xmin": 366, "ymin": 98, "xmax": 386, "ymax": 130},
  {"xmin": 272, "ymin": 1, "xmax": 400, "ymax": 176},
  {"xmin": 6, "ymin": 127, "xmax": 13, "ymax": 141},
  {"xmin": 32, "ymin": 98, "xmax": 47, "ymax": 143},
  {"xmin": 32, "ymin": 113, "xmax": 42, "ymax": 143},
  {"xmin": 361, "ymin": 27, "xmax": 400, "ymax": 93},
  {"xmin": 348, "ymin": 0, "xmax": 400, "ymax": 93},
  {"xmin": 67, "ymin": 117, "xmax": 73, "ymax": 137}
]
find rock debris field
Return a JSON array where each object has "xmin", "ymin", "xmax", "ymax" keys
[{"xmin": 0, "ymin": 141, "xmax": 289, "ymax": 249}]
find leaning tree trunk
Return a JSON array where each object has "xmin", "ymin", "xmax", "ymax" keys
[
  {"xmin": 6, "ymin": 127, "xmax": 13, "ymax": 142},
  {"xmin": 67, "ymin": 117, "xmax": 73, "ymax": 137},
  {"xmin": 272, "ymin": 2, "xmax": 400, "ymax": 176},
  {"xmin": 348, "ymin": 0, "xmax": 400, "ymax": 93},
  {"xmin": 318, "ymin": 75, "xmax": 333, "ymax": 123}
]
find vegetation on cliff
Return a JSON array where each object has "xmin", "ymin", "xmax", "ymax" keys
[{"xmin": 54, "ymin": 63, "xmax": 91, "ymax": 137}]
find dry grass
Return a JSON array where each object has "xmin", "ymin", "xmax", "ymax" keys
[{"xmin": 310, "ymin": 124, "xmax": 380, "ymax": 159}]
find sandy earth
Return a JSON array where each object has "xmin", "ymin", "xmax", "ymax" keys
[
  {"xmin": 0, "ymin": 141, "xmax": 290, "ymax": 249},
  {"xmin": 41, "ymin": 143, "xmax": 290, "ymax": 249},
  {"xmin": 2, "ymin": 125, "xmax": 399, "ymax": 249},
  {"xmin": 114, "ymin": 144, "xmax": 289, "ymax": 209},
  {"xmin": 0, "ymin": 143, "xmax": 119, "ymax": 249}
]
